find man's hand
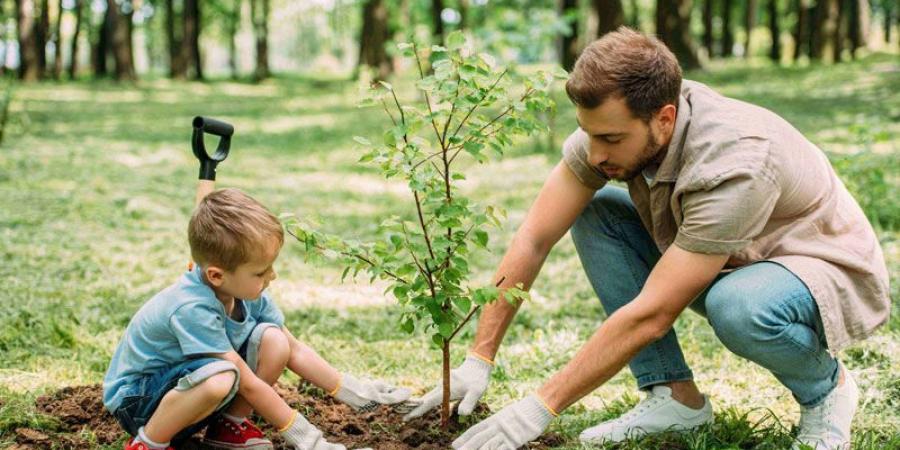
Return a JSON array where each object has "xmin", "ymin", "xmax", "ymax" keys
[
  {"xmin": 451, "ymin": 395, "xmax": 555, "ymax": 450},
  {"xmin": 281, "ymin": 412, "xmax": 372, "ymax": 450},
  {"xmin": 402, "ymin": 354, "xmax": 493, "ymax": 420},
  {"xmin": 333, "ymin": 373, "xmax": 411, "ymax": 411}
]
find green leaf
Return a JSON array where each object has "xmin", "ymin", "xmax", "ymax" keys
[
  {"xmin": 432, "ymin": 333, "xmax": 444, "ymax": 348},
  {"xmin": 438, "ymin": 320, "xmax": 454, "ymax": 338},
  {"xmin": 453, "ymin": 296, "xmax": 472, "ymax": 314},
  {"xmin": 474, "ymin": 230, "xmax": 489, "ymax": 248},
  {"xmin": 353, "ymin": 136, "xmax": 372, "ymax": 146},
  {"xmin": 377, "ymin": 80, "xmax": 393, "ymax": 91},
  {"xmin": 400, "ymin": 316, "xmax": 415, "ymax": 334},
  {"xmin": 446, "ymin": 30, "xmax": 466, "ymax": 50}
]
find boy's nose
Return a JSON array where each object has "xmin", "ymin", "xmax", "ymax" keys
[{"xmin": 270, "ymin": 269, "xmax": 277, "ymax": 281}]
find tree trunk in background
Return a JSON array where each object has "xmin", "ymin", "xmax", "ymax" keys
[
  {"xmin": 743, "ymin": 0, "xmax": 756, "ymax": 57},
  {"xmin": 459, "ymin": 0, "xmax": 469, "ymax": 30},
  {"xmin": 768, "ymin": 0, "xmax": 781, "ymax": 61},
  {"xmin": 432, "ymin": 0, "xmax": 444, "ymax": 44},
  {"xmin": 17, "ymin": 0, "xmax": 40, "ymax": 80},
  {"xmin": 884, "ymin": 0, "xmax": 892, "ymax": 43},
  {"xmin": 36, "ymin": 0, "xmax": 48, "ymax": 77},
  {"xmin": 180, "ymin": 0, "xmax": 202, "ymax": 80},
  {"xmin": 702, "ymin": 0, "xmax": 714, "ymax": 57},
  {"xmin": 832, "ymin": 0, "xmax": 846, "ymax": 62},
  {"xmin": 594, "ymin": 0, "xmax": 625, "ymax": 36},
  {"xmin": 166, "ymin": 0, "xmax": 184, "ymax": 78},
  {"xmin": 107, "ymin": 0, "xmax": 135, "ymax": 80},
  {"xmin": 628, "ymin": 0, "xmax": 640, "ymax": 27},
  {"xmin": 847, "ymin": 0, "xmax": 870, "ymax": 58},
  {"xmin": 251, "ymin": 0, "xmax": 270, "ymax": 80},
  {"xmin": 722, "ymin": 0, "xmax": 734, "ymax": 55},
  {"xmin": 811, "ymin": 0, "xmax": 839, "ymax": 61},
  {"xmin": 93, "ymin": 0, "xmax": 111, "ymax": 77},
  {"xmin": 68, "ymin": 0, "xmax": 82, "ymax": 79},
  {"xmin": 52, "ymin": 0, "xmax": 63, "ymax": 79},
  {"xmin": 656, "ymin": 0, "xmax": 701, "ymax": 69},
  {"xmin": 228, "ymin": 0, "xmax": 240, "ymax": 79},
  {"xmin": 559, "ymin": 0, "xmax": 579, "ymax": 71},
  {"xmin": 792, "ymin": 0, "xmax": 807, "ymax": 60},
  {"xmin": 1, "ymin": 1, "xmax": 7, "ymax": 75},
  {"xmin": 357, "ymin": 0, "xmax": 391, "ymax": 81}
]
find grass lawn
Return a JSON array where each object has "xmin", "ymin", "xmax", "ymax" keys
[{"xmin": 0, "ymin": 53, "xmax": 897, "ymax": 449}]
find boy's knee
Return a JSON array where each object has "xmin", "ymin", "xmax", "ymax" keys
[
  {"xmin": 199, "ymin": 370, "xmax": 238, "ymax": 402},
  {"xmin": 259, "ymin": 326, "xmax": 291, "ymax": 366}
]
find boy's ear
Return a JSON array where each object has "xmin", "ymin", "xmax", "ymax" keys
[{"xmin": 204, "ymin": 265, "xmax": 227, "ymax": 287}]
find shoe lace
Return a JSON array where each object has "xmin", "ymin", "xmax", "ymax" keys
[{"xmin": 614, "ymin": 392, "xmax": 666, "ymax": 424}]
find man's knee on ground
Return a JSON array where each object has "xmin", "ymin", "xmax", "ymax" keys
[{"xmin": 258, "ymin": 326, "xmax": 291, "ymax": 369}]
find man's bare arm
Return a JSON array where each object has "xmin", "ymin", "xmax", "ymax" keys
[
  {"xmin": 471, "ymin": 161, "xmax": 596, "ymax": 360},
  {"xmin": 535, "ymin": 245, "xmax": 728, "ymax": 412}
]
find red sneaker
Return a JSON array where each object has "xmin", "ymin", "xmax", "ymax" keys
[
  {"xmin": 202, "ymin": 416, "xmax": 274, "ymax": 449},
  {"xmin": 123, "ymin": 437, "xmax": 174, "ymax": 450}
]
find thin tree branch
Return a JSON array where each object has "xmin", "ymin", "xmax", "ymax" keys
[
  {"xmin": 447, "ymin": 276, "xmax": 507, "ymax": 342},
  {"xmin": 286, "ymin": 228, "xmax": 409, "ymax": 285}
]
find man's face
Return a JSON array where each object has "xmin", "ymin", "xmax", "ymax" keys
[{"xmin": 575, "ymin": 96, "xmax": 673, "ymax": 181}]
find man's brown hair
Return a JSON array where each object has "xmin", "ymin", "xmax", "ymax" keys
[
  {"xmin": 565, "ymin": 27, "xmax": 682, "ymax": 121},
  {"xmin": 188, "ymin": 188, "xmax": 284, "ymax": 271}
]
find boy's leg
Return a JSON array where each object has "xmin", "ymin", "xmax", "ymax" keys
[
  {"xmin": 114, "ymin": 358, "xmax": 240, "ymax": 447},
  {"xmin": 225, "ymin": 323, "xmax": 291, "ymax": 418}
]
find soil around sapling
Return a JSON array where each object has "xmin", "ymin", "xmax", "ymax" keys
[{"xmin": 14, "ymin": 383, "xmax": 564, "ymax": 449}]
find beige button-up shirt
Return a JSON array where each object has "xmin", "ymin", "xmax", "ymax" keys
[{"xmin": 562, "ymin": 80, "xmax": 890, "ymax": 352}]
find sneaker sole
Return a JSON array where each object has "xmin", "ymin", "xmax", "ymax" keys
[{"xmin": 199, "ymin": 440, "xmax": 274, "ymax": 450}]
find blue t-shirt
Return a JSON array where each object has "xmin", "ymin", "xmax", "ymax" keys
[{"xmin": 102, "ymin": 265, "xmax": 285, "ymax": 412}]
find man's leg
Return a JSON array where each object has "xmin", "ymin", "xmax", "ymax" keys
[
  {"xmin": 702, "ymin": 261, "xmax": 856, "ymax": 449},
  {"xmin": 571, "ymin": 186, "xmax": 712, "ymax": 443}
]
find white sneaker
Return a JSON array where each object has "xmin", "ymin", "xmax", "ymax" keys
[
  {"xmin": 579, "ymin": 385, "xmax": 713, "ymax": 444},
  {"xmin": 792, "ymin": 362, "xmax": 859, "ymax": 450}
]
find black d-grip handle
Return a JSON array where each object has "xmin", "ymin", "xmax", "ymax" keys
[{"xmin": 192, "ymin": 116, "xmax": 234, "ymax": 181}]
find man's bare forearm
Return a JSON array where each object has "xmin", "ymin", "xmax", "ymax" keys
[{"xmin": 471, "ymin": 234, "xmax": 551, "ymax": 360}]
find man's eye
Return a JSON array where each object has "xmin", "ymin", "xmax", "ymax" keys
[{"xmin": 601, "ymin": 136, "xmax": 622, "ymax": 144}]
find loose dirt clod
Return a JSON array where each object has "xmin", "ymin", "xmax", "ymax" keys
[{"xmin": 15, "ymin": 384, "xmax": 564, "ymax": 449}]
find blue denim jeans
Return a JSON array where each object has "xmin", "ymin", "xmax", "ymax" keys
[
  {"xmin": 570, "ymin": 186, "xmax": 839, "ymax": 407},
  {"xmin": 112, "ymin": 322, "xmax": 280, "ymax": 442}
]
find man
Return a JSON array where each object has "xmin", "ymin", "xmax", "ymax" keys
[{"xmin": 403, "ymin": 28, "xmax": 890, "ymax": 450}]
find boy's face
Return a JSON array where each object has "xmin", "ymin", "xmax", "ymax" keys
[{"xmin": 205, "ymin": 238, "xmax": 281, "ymax": 301}]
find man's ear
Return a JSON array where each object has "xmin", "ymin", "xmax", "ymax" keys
[
  {"xmin": 204, "ymin": 265, "xmax": 227, "ymax": 287},
  {"xmin": 655, "ymin": 103, "xmax": 677, "ymax": 129}
]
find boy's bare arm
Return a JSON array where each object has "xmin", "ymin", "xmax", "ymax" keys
[
  {"xmin": 214, "ymin": 350, "xmax": 294, "ymax": 428},
  {"xmin": 281, "ymin": 327, "xmax": 342, "ymax": 393}
]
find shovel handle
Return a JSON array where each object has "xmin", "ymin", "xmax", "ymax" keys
[{"xmin": 192, "ymin": 116, "xmax": 234, "ymax": 181}]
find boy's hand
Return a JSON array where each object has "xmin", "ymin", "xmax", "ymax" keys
[
  {"xmin": 281, "ymin": 412, "xmax": 372, "ymax": 450},
  {"xmin": 402, "ymin": 354, "xmax": 493, "ymax": 420},
  {"xmin": 333, "ymin": 373, "xmax": 411, "ymax": 411}
]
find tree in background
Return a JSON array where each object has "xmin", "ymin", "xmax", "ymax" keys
[
  {"xmin": 793, "ymin": 0, "xmax": 810, "ymax": 60},
  {"xmin": 108, "ymin": 0, "xmax": 136, "ymax": 81},
  {"xmin": 432, "ymin": 0, "xmax": 445, "ymax": 44},
  {"xmin": 744, "ymin": 0, "xmax": 756, "ymax": 57},
  {"xmin": 702, "ymin": 0, "xmax": 714, "ymax": 57},
  {"xmin": 768, "ymin": 0, "xmax": 781, "ymax": 61},
  {"xmin": 357, "ymin": 0, "xmax": 392, "ymax": 81},
  {"xmin": 251, "ymin": 0, "xmax": 269, "ymax": 80},
  {"xmin": 656, "ymin": 0, "xmax": 701, "ymax": 69},
  {"xmin": 68, "ymin": 0, "xmax": 83, "ymax": 79},
  {"xmin": 559, "ymin": 0, "xmax": 579, "ymax": 71},
  {"xmin": 811, "ymin": 0, "xmax": 840, "ymax": 61},
  {"xmin": 17, "ymin": 0, "xmax": 40, "ymax": 80},
  {"xmin": 595, "ymin": 0, "xmax": 625, "ymax": 36},
  {"xmin": 722, "ymin": 0, "xmax": 735, "ymax": 56}
]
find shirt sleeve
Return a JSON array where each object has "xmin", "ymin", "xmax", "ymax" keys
[
  {"xmin": 255, "ymin": 291, "xmax": 285, "ymax": 326},
  {"xmin": 674, "ymin": 172, "xmax": 780, "ymax": 255},
  {"xmin": 169, "ymin": 302, "xmax": 232, "ymax": 356},
  {"xmin": 561, "ymin": 128, "xmax": 608, "ymax": 190}
]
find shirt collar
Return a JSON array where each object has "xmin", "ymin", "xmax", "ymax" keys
[{"xmin": 654, "ymin": 93, "xmax": 691, "ymax": 183}]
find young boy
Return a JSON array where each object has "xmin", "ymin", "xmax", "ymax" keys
[{"xmin": 103, "ymin": 188, "xmax": 409, "ymax": 450}]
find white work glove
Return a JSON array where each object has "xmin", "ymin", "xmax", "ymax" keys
[
  {"xmin": 332, "ymin": 373, "xmax": 411, "ymax": 411},
  {"xmin": 403, "ymin": 354, "xmax": 493, "ymax": 420},
  {"xmin": 451, "ymin": 395, "xmax": 556, "ymax": 450},
  {"xmin": 281, "ymin": 412, "xmax": 372, "ymax": 450}
]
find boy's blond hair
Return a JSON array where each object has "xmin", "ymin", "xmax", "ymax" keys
[{"xmin": 188, "ymin": 188, "xmax": 284, "ymax": 271}]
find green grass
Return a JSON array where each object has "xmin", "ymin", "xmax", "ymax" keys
[{"xmin": 0, "ymin": 53, "xmax": 897, "ymax": 449}]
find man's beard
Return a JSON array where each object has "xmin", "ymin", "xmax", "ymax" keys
[{"xmin": 602, "ymin": 129, "xmax": 663, "ymax": 181}]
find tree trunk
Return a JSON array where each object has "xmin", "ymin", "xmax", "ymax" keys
[
  {"xmin": 251, "ymin": 0, "xmax": 270, "ymax": 80},
  {"xmin": 357, "ymin": 0, "xmax": 392, "ymax": 81},
  {"xmin": 68, "ymin": 0, "xmax": 82, "ymax": 79},
  {"xmin": 180, "ymin": 0, "xmax": 202, "ymax": 80},
  {"xmin": 847, "ymin": 0, "xmax": 870, "ymax": 58},
  {"xmin": 885, "ymin": 0, "xmax": 892, "ymax": 43},
  {"xmin": 594, "ymin": 0, "xmax": 625, "ymax": 37},
  {"xmin": 17, "ymin": 0, "xmax": 40, "ymax": 81},
  {"xmin": 768, "ymin": 0, "xmax": 781, "ymax": 61},
  {"xmin": 459, "ymin": 0, "xmax": 469, "ymax": 29},
  {"xmin": 656, "ymin": 0, "xmax": 701, "ymax": 69},
  {"xmin": 432, "ymin": 0, "xmax": 444, "ymax": 44},
  {"xmin": 792, "ymin": 0, "xmax": 806, "ymax": 60},
  {"xmin": 559, "ymin": 0, "xmax": 579, "ymax": 71},
  {"xmin": 744, "ymin": 0, "xmax": 756, "ymax": 57},
  {"xmin": 166, "ymin": 0, "xmax": 184, "ymax": 78},
  {"xmin": 107, "ymin": 0, "xmax": 135, "ymax": 81},
  {"xmin": 228, "ymin": 0, "xmax": 240, "ymax": 79},
  {"xmin": 628, "ymin": 0, "xmax": 640, "ymax": 27},
  {"xmin": 441, "ymin": 339, "xmax": 450, "ymax": 429},
  {"xmin": 811, "ymin": 0, "xmax": 839, "ymax": 61},
  {"xmin": 702, "ymin": 0, "xmax": 714, "ymax": 57},
  {"xmin": 722, "ymin": 0, "xmax": 734, "ymax": 56},
  {"xmin": 93, "ymin": 1, "xmax": 111, "ymax": 77},
  {"xmin": 833, "ymin": 0, "xmax": 846, "ymax": 62},
  {"xmin": 52, "ymin": 0, "xmax": 64, "ymax": 79},
  {"xmin": 36, "ymin": 0, "xmax": 48, "ymax": 77}
]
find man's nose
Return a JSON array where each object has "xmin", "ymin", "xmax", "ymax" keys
[{"xmin": 588, "ymin": 142, "xmax": 609, "ymax": 167}]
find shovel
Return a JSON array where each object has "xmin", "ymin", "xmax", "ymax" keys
[{"xmin": 191, "ymin": 116, "xmax": 234, "ymax": 206}]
